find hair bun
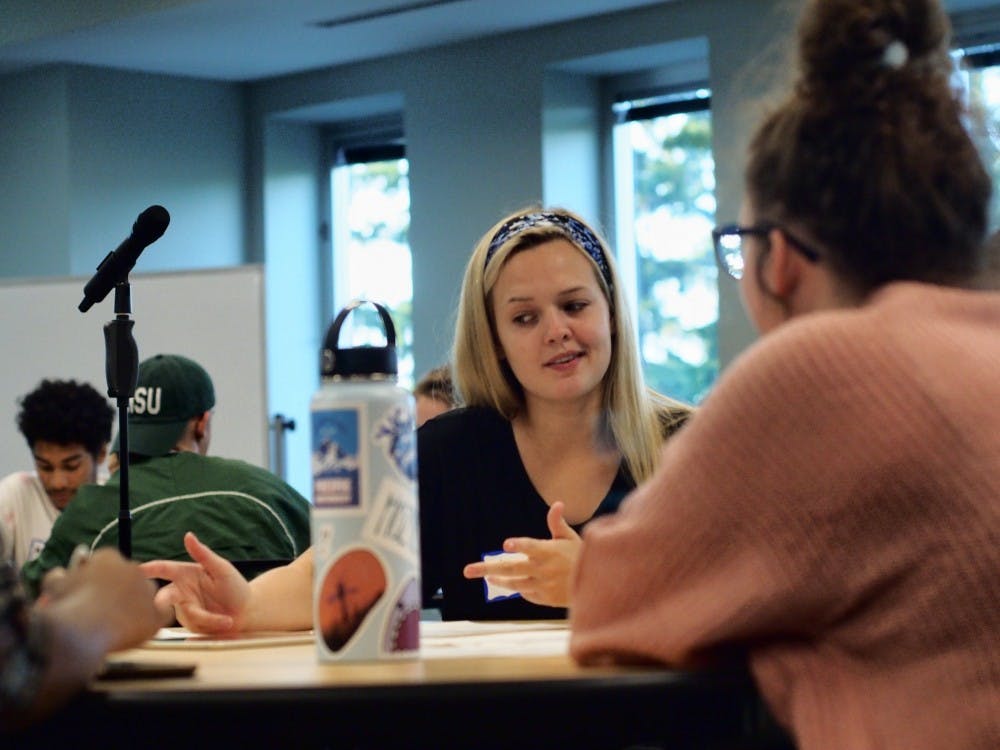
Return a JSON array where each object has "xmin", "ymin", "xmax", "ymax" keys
[{"xmin": 796, "ymin": 0, "xmax": 950, "ymax": 97}]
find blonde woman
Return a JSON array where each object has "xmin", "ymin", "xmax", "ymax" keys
[
  {"xmin": 141, "ymin": 207, "xmax": 690, "ymax": 628},
  {"xmin": 428, "ymin": 206, "xmax": 689, "ymax": 619}
]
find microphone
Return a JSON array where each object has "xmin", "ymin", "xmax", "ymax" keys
[{"xmin": 78, "ymin": 205, "xmax": 170, "ymax": 312}]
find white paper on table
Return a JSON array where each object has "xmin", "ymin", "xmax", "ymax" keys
[
  {"xmin": 147, "ymin": 627, "xmax": 314, "ymax": 649},
  {"xmin": 419, "ymin": 619, "xmax": 569, "ymax": 659},
  {"xmin": 145, "ymin": 620, "xmax": 568, "ymax": 657}
]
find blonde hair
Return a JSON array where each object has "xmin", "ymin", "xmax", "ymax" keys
[
  {"xmin": 453, "ymin": 206, "xmax": 690, "ymax": 483},
  {"xmin": 413, "ymin": 364, "xmax": 457, "ymax": 407}
]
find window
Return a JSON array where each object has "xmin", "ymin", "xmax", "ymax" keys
[
  {"xmin": 330, "ymin": 143, "xmax": 414, "ymax": 386},
  {"xmin": 612, "ymin": 88, "xmax": 718, "ymax": 405},
  {"xmin": 959, "ymin": 46, "xmax": 1000, "ymax": 231}
]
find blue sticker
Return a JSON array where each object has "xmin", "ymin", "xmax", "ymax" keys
[
  {"xmin": 312, "ymin": 408, "xmax": 361, "ymax": 507},
  {"xmin": 374, "ymin": 403, "xmax": 417, "ymax": 482}
]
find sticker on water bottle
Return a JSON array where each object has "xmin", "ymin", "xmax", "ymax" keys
[
  {"xmin": 373, "ymin": 402, "xmax": 417, "ymax": 482},
  {"xmin": 381, "ymin": 576, "xmax": 420, "ymax": 656},
  {"xmin": 312, "ymin": 407, "xmax": 365, "ymax": 508},
  {"xmin": 316, "ymin": 546, "xmax": 387, "ymax": 653},
  {"xmin": 363, "ymin": 477, "xmax": 419, "ymax": 564}
]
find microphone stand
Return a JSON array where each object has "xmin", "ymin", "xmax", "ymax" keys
[{"xmin": 103, "ymin": 280, "xmax": 139, "ymax": 558}]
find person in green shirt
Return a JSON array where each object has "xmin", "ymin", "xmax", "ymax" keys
[{"xmin": 21, "ymin": 354, "xmax": 310, "ymax": 598}]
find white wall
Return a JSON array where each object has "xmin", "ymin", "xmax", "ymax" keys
[{"xmin": 0, "ymin": 266, "xmax": 268, "ymax": 479}]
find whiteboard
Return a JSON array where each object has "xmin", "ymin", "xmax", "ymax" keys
[{"xmin": 0, "ymin": 265, "xmax": 267, "ymax": 477}]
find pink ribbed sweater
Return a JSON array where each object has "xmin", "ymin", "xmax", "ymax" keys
[{"xmin": 570, "ymin": 282, "xmax": 1000, "ymax": 750}]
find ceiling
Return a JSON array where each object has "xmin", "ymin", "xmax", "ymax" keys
[
  {"xmin": 0, "ymin": 0, "xmax": 674, "ymax": 83},
  {"xmin": 1, "ymin": 0, "xmax": 997, "ymax": 85}
]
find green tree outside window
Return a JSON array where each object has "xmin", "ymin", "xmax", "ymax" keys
[
  {"xmin": 615, "ymin": 107, "xmax": 718, "ymax": 405},
  {"xmin": 331, "ymin": 157, "xmax": 414, "ymax": 387}
]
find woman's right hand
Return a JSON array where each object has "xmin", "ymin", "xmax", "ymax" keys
[{"xmin": 139, "ymin": 531, "xmax": 250, "ymax": 634}]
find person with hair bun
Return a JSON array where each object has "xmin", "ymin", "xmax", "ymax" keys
[{"xmin": 570, "ymin": 1, "xmax": 1000, "ymax": 749}]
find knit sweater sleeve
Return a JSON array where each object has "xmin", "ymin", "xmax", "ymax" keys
[{"xmin": 569, "ymin": 311, "xmax": 912, "ymax": 666}]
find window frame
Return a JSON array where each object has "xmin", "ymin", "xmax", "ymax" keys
[
  {"xmin": 324, "ymin": 118, "xmax": 414, "ymax": 385},
  {"xmin": 608, "ymin": 82, "xmax": 719, "ymax": 404}
]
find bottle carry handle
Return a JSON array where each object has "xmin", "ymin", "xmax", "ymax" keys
[
  {"xmin": 325, "ymin": 299, "xmax": 397, "ymax": 350},
  {"xmin": 321, "ymin": 299, "xmax": 398, "ymax": 378}
]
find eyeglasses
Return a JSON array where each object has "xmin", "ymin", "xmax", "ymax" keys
[{"xmin": 712, "ymin": 222, "xmax": 822, "ymax": 280}]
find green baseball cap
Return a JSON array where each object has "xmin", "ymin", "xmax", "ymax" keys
[{"xmin": 118, "ymin": 354, "xmax": 216, "ymax": 456}]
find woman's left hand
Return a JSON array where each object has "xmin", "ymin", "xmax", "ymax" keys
[{"xmin": 462, "ymin": 501, "xmax": 582, "ymax": 608}]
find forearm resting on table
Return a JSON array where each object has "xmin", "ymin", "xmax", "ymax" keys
[{"xmin": 243, "ymin": 548, "xmax": 314, "ymax": 631}]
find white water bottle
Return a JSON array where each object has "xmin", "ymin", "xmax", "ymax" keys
[{"xmin": 310, "ymin": 299, "xmax": 420, "ymax": 662}]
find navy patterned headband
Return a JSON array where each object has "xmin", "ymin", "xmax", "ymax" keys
[{"xmin": 484, "ymin": 212, "xmax": 613, "ymax": 288}]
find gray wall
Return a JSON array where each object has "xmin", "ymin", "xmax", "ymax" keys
[
  {"xmin": 0, "ymin": 68, "xmax": 71, "ymax": 277},
  {"xmin": 0, "ymin": 0, "xmax": 799, "ymax": 492},
  {"xmin": 261, "ymin": 119, "xmax": 325, "ymax": 497},
  {"xmin": 245, "ymin": 0, "xmax": 794, "ymax": 374},
  {"xmin": 0, "ymin": 66, "xmax": 247, "ymax": 277},
  {"xmin": 250, "ymin": 0, "xmax": 792, "ymax": 372}
]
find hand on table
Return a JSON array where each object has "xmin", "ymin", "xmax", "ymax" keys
[
  {"xmin": 462, "ymin": 501, "xmax": 582, "ymax": 608},
  {"xmin": 140, "ymin": 531, "xmax": 250, "ymax": 634},
  {"xmin": 11, "ymin": 548, "xmax": 161, "ymax": 729},
  {"xmin": 41, "ymin": 548, "xmax": 161, "ymax": 652}
]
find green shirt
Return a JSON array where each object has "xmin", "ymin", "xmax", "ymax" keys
[{"xmin": 21, "ymin": 452, "xmax": 311, "ymax": 598}]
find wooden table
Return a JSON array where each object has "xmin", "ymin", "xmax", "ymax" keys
[{"xmin": 15, "ymin": 622, "xmax": 792, "ymax": 749}]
